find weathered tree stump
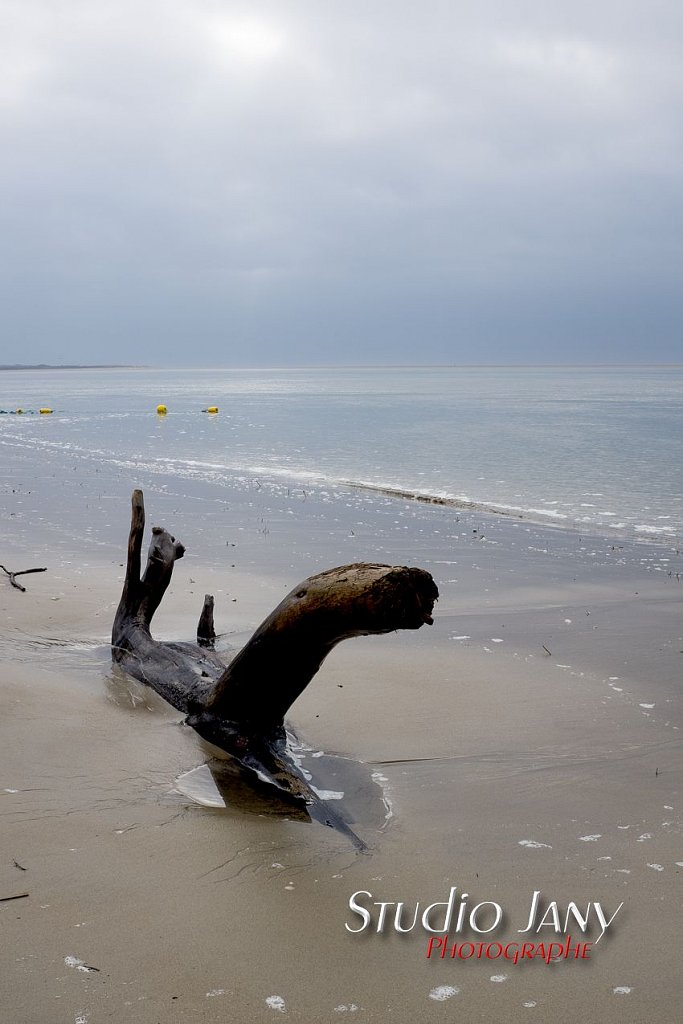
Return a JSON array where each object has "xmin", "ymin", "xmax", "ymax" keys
[{"xmin": 112, "ymin": 490, "xmax": 438, "ymax": 834}]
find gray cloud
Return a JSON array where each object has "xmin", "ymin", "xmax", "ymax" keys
[{"xmin": 2, "ymin": 0, "xmax": 682, "ymax": 364}]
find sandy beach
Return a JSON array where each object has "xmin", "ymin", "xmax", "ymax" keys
[{"xmin": 1, "ymin": 469, "xmax": 682, "ymax": 1023}]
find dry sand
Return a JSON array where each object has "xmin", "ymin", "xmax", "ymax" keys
[{"xmin": 1, "ymin": 488, "xmax": 682, "ymax": 1023}]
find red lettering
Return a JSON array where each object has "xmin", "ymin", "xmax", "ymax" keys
[
  {"xmin": 546, "ymin": 942, "xmax": 564, "ymax": 964},
  {"xmin": 426, "ymin": 937, "xmax": 444, "ymax": 959}
]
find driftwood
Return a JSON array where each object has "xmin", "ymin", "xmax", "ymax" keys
[
  {"xmin": 0, "ymin": 564, "xmax": 47, "ymax": 592},
  {"xmin": 112, "ymin": 490, "xmax": 438, "ymax": 832}
]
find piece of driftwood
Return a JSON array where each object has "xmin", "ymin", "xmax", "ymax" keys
[
  {"xmin": 112, "ymin": 490, "xmax": 438, "ymax": 832},
  {"xmin": 0, "ymin": 564, "xmax": 47, "ymax": 592}
]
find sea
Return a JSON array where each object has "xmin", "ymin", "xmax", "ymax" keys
[
  {"xmin": 1, "ymin": 364, "xmax": 682, "ymax": 551},
  {"xmin": 0, "ymin": 366, "xmax": 679, "ymax": 552}
]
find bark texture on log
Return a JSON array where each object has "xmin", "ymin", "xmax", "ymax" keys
[
  {"xmin": 111, "ymin": 490, "xmax": 224, "ymax": 712},
  {"xmin": 111, "ymin": 490, "xmax": 438, "ymax": 815},
  {"xmin": 192, "ymin": 562, "xmax": 437, "ymax": 745}
]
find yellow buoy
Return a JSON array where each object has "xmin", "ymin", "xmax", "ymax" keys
[
  {"xmin": 39, "ymin": 408, "xmax": 53, "ymax": 414},
  {"xmin": 156, "ymin": 404, "xmax": 167, "ymax": 415},
  {"xmin": 16, "ymin": 408, "xmax": 23, "ymax": 414},
  {"xmin": 205, "ymin": 406, "xmax": 219, "ymax": 414}
]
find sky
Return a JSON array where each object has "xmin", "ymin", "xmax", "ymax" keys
[{"xmin": 1, "ymin": 0, "xmax": 682, "ymax": 366}]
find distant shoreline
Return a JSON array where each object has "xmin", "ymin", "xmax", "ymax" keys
[
  {"xmin": 0, "ymin": 364, "xmax": 142, "ymax": 371},
  {"xmin": 2, "ymin": 362, "xmax": 682, "ymax": 372}
]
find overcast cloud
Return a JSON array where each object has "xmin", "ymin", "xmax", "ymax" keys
[{"xmin": 1, "ymin": 0, "xmax": 682, "ymax": 365}]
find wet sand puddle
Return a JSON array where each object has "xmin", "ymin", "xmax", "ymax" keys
[{"xmin": 173, "ymin": 737, "xmax": 394, "ymax": 852}]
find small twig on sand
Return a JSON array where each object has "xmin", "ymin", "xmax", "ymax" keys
[
  {"xmin": 13, "ymin": 860, "xmax": 27, "ymax": 872},
  {"xmin": 0, "ymin": 893, "xmax": 29, "ymax": 902},
  {"xmin": 542, "ymin": 644, "xmax": 552, "ymax": 656},
  {"xmin": 0, "ymin": 564, "xmax": 47, "ymax": 592}
]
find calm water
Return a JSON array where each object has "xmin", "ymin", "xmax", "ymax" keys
[{"xmin": 1, "ymin": 365, "xmax": 681, "ymax": 543}]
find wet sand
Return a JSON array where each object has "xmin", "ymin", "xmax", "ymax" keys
[{"xmin": 1, "ymin": 476, "xmax": 682, "ymax": 1023}]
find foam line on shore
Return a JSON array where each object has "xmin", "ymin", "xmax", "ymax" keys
[{"xmin": 2, "ymin": 428, "xmax": 680, "ymax": 543}]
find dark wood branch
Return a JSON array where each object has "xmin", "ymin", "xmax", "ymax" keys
[
  {"xmin": 115, "ymin": 487, "xmax": 144, "ymax": 617},
  {"xmin": 0, "ymin": 564, "xmax": 47, "ymax": 592},
  {"xmin": 111, "ymin": 490, "xmax": 438, "ymax": 839},
  {"xmin": 197, "ymin": 594, "xmax": 216, "ymax": 648},
  {"xmin": 196, "ymin": 563, "xmax": 437, "ymax": 735},
  {"xmin": 112, "ymin": 493, "xmax": 223, "ymax": 713},
  {"xmin": 112, "ymin": 490, "xmax": 186, "ymax": 632}
]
